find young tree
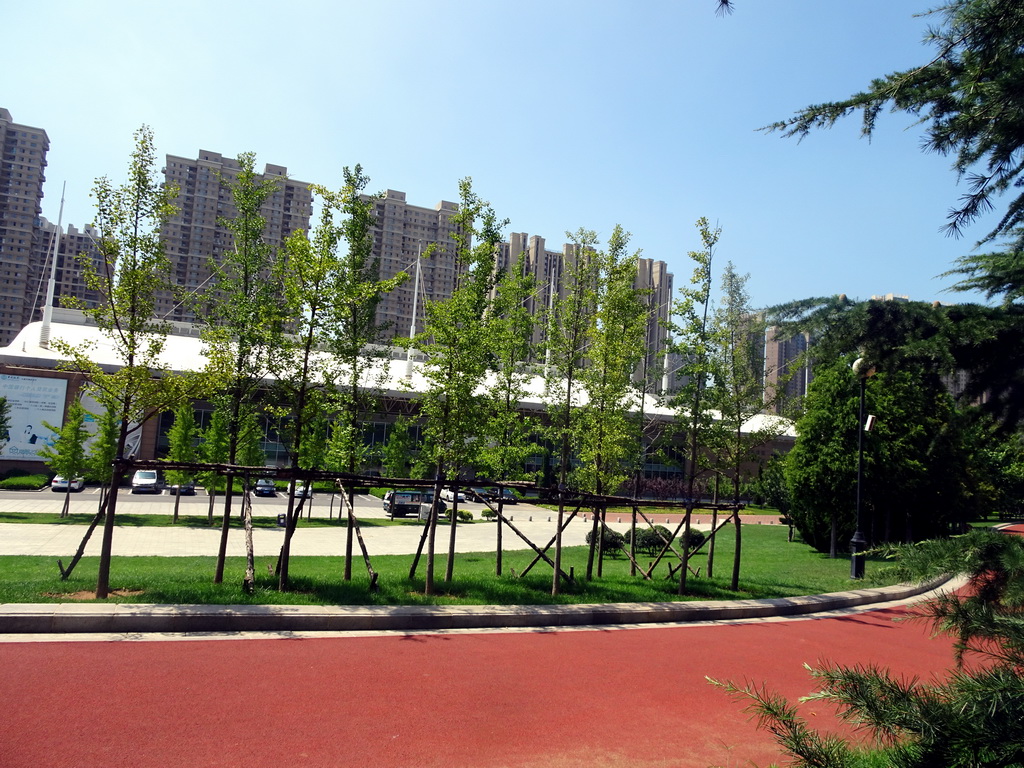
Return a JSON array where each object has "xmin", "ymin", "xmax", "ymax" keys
[
  {"xmin": 323, "ymin": 167, "xmax": 406, "ymax": 581},
  {"xmin": 575, "ymin": 226, "xmax": 648, "ymax": 580},
  {"xmin": 543, "ymin": 228, "xmax": 601, "ymax": 596},
  {"xmin": 85, "ymin": 400, "xmax": 117, "ymax": 492},
  {"xmin": 198, "ymin": 408, "xmax": 230, "ymax": 523},
  {"xmin": 165, "ymin": 402, "xmax": 198, "ymax": 523},
  {"xmin": 202, "ymin": 152, "xmax": 287, "ymax": 588},
  {"xmin": 274, "ymin": 167, "xmax": 406, "ymax": 588},
  {"xmin": 379, "ymin": 418, "xmax": 415, "ymax": 479},
  {"xmin": 664, "ymin": 218, "xmax": 720, "ymax": 594},
  {"xmin": 54, "ymin": 126, "xmax": 202, "ymax": 595},
  {"xmin": 479, "ymin": 254, "xmax": 538, "ymax": 576},
  {"xmin": 414, "ymin": 179, "xmax": 502, "ymax": 594},
  {"xmin": 39, "ymin": 397, "xmax": 90, "ymax": 518},
  {"xmin": 705, "ymin": 262, "xmax": 785, "ymax": 589}
]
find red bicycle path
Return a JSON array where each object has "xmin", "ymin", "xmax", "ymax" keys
[{"xmin": 1, "ymin": 601, "xmax": 960, "ymax": 768}]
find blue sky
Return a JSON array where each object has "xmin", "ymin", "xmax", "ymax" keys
[{"xmin": 3, "ymin": 0, "xmax": 1000, "ymax": 309}]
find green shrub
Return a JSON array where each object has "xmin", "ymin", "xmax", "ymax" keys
[
  {"xmin": 481, "ymin": 508, "xmax": 498, "ymax": 520},
  {"xmin": 626, "ymin": 525, "xmax": 674, "ymax": 555},
  {"xmin": 0, "ymin": 474, "xmax": 50, "ymax": 491},
  {"xmin": 680, "ymin": 528, "xmax": 706, "ymax": 552},
  {"xmin": 585, "ymin": 527, "xmax": 625, "ymax": 556},
  {"xmin": 445, "ymin": 509, "xmax": 474, "ymax": 523}
]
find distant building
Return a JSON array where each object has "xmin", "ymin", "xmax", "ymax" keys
[
  {"xmin": 368, "ymin": 191, "xmax": 674, "ymax": 380},
  {"xmin": 159, "ymin": 151, "xmax": 313, "ymax": 323},
  {"xmin": 0, "ymin": 108, "xmax": 49, "ymax": 347},
  {"xmin": 366, "ymin": 189, "xmax": 461, "ymax": 340},
  {"xmin": 763, "ymin": 326, "xmax": 812, "ymax": 415}
]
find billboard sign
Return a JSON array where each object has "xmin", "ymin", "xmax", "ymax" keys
[{"xmin": 0, "ymin": 374, "xmax": 68, "ymax": 461}]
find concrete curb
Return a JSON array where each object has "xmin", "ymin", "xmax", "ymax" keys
[{"xmin": 0, "ymin": 577, "xmax": 949, "ymax": 634}]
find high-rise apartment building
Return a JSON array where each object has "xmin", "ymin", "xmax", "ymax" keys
[
  {"xmin": 0, "ymin": 109, "xmax": 49, "ymax": 347},
  {"xmin": 636, "ymin": 257, "xmax": 673, "ymax": 390},
  {"xmin": 159, "ymin": 151, "xmax": 313, "ymax": 323},
  {"xmin": 763, "ymin": 326, "xmax": 813, "ymax": 415},
  {"xmin": 29, "ymin": 218, "xmax": 105, "ymax": 321},
  {"xmin": 367, "ymin": 190, "xmax": 675, "ymax": 379},
  {"xmin": 367, "ymin": 189, "xmax": 461, "ymax": 340}
]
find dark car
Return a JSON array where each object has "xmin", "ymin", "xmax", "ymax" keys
[
  {"xmin": 169, "ymin": 481, "xmax": 196, "ymax": 496},
  {"xmin": 467, "ymin": 487, "xmax": 492, "ymax": 503},
  {"xmin": 254, "ymin": 478, "xmax": 277, "ymax": 497},
  {"xmin": 384, "ymin": 489, "xmax": 423, "ymax": 518}
]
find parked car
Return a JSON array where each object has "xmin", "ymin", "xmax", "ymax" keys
[
  {"xmin": 254, "ymin": 478, "xmax": 277, "ymax": 497},
  {"xmin": 169, "ymin": 480, "xmax": 196, "ymax": 496},
  {"xmin": 498, "ymin": 488, "xmax": 518, "ymax": 504},
  {"xmin": 51, "ymin": 475, "xmax": 85, "ymax": 492},
  {"xmin": 131, "ymin": 469, "xmax": 161, "ymax": 494},
  {"xmin": 440, "ymin": 488, "xmax": 466, "ymax": 503},
  {"xmin": 295, "ymin": 483, "xmax": 314, "ymax": 499},
  {"xmin": 384, "ymin": 489, "xmax": 423, "ymax": 518},
  {"xmin": 467, "ymin": 487, "xmax": 492, "ymax": 503},
  {"xmin": 418, "ymin": 491, "xmax": 447, "ymax": 521}
]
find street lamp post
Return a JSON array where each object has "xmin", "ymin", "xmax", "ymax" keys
[{"xmin": 850, "ymin": 357, "xmax": 873, "ymax": 579}]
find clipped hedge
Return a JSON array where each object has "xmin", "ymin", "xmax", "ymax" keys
[
  {"xmin": 585, "ymin": 527, "xmax": 626, "ymax": 555},
  {"xmin": 0, "ymin": 474, "xmax": 50, "ymax": 491}
]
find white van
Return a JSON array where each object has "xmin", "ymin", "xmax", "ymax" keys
[{"xmin": 131, "ymin": 469, "xmax": 161, "ymax": 494}]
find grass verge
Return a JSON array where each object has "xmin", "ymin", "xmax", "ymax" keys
[{"xmin": 0, "ymin": 525, "xmax": 900, "ymax": 605}]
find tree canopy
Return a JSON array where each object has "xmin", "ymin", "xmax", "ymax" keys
[{"xmin": 766, "ymin": 0, "xmax": 1024, "ymax": 260}]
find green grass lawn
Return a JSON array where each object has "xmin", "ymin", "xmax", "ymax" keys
[{"xmin": 0, "ymin": 524, "xmax": 901, "ymax": 606}]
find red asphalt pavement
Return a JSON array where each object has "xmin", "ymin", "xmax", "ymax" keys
[{"xmin": 1, "ymin": 602, "xmax": 957, "ymax": 768}]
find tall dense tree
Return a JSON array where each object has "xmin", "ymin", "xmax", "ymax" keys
[
  {"xmin": 765, "ymin": 0, "xmax": 1024, "ymax": 428},
  {"xmin": 785, "ymin": 358, "xmax": 971, "ymax": 554},
  {"xmin": 414, "ymin": 178, "xmax": 502, "ymax": 594},
  {"xmin": 54, "ymin": 126, "xmax": 202, "ymax": 595}
]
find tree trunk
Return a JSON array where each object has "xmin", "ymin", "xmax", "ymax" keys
[
  {"xmin": 207, "ymin": 485, "xmax": 216, "ymax": 524},
  {"xmin": 424, "ymin": 470, "xmax": 443, "ymax": 596},
  {"xmin": 586, "ymin": 504, "xmax": 600, "ymax": 581},
  {"xmin": 242, "ymin": 481, "xmax": 255, "ymax": 594},
  {"xmin": 214, "ymin": 473, "xmax": 234, "ymax": 584},
  {"xmin": 58, "ymin": 491, "xmax": 111, "ymax": 581},
  {"xmin": 730, "ymin": 507, "xmax": 742, "ymax": 591},
  {"xmin": 495, "ymin": 495, "xmax": 504, "ymax": 576},
  {"xmin": 444, "ymin": 484, "xmax": 459, "ymax": 583},
  {"xmin": 344, "ymin": 486, "xmax": 355, "ymax": 581},
  {"xmin": 277, "ymin": 480, "xmax": 299, "ymax": 590}
]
